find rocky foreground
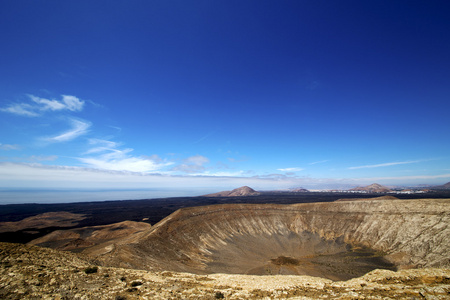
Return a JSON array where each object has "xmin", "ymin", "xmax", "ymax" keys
[{"xmin": 1, "ymin": 242, "xmax": 449, "ymax": 299}]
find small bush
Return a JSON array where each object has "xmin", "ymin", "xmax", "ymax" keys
[
  {"xmin": 84, "ymin": 266, "xmax": 98, "ymax": 274},
  {"xmin": 115, "ymin": 296, "xmax": 127, "ymax": 300},
  {"xmin": 130, "ymin": 280, "xmax": 143, "ymax": 287},
  {"xmin": 215, "ymin": 291, "xmax": 225, "ymax": 299}
]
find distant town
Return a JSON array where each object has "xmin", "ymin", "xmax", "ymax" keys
[
  {"xmin": 325, "ymin": 189, "xmax": 427, "ymax": 194},
  {"xmin": 298, "ymin": 182, "xmax": 450, "ymax": 195}
]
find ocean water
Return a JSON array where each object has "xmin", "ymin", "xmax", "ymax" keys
[{"xmin": 0, "ymin": 188, "xmax": 203, "ymax": 205}]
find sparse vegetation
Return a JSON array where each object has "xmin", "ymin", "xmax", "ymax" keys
[
  {"xmin": 271, "ymin": 256, "xmax": 300, "ymax": 266},
  {"xmin": 130, "ymin": 280, "xmax": 142, "ymax": 287},
  {"xmin": 84, "ymin": 266, "xmax": 98, "ymax": 274},
  {"xmin": 215, "ymin": 291, "xmax": 225, "ymax": 299}
]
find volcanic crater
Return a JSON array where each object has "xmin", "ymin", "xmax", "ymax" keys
[{"xmin": 90, "ymin": 198, "xmax": 450, "ymax": 281}]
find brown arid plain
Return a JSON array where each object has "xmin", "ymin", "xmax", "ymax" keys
[{"xmin": 1, "ymin": 192, "xmax": 450, "ymax": 299}]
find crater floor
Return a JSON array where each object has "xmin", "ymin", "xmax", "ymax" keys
[{"xmin": 205, "ymin": 231, "xmax": 396, "ymax": 280}]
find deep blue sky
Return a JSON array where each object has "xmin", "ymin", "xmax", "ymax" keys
[{"xmin": 1, "ymin": 1, "xmax": 450, "ymax": 199}]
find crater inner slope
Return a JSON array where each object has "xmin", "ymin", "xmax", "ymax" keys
[{"xmin": 94, "ymin": 199, "xmax": 449, "ymax": 280}]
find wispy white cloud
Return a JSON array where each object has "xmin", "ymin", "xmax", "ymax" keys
[
  {"xmin": 109, "ymin": 126, "xmax": 122, "ymax": 133},
  {"xmin": 61, "ymin": 95, "xmax": 85, "ymax": 111},
  {"xmin": 80, "ymin": 155, "xmax": 169, "ymax": 173},
  {"xmin": 309, "ymin": 160, "xmax": 329, "ymax": 165},
  {"xmin": 30, "ymin": 94, "xmax": 84, "ymax": 112},
  {"xmin": 200, "ymin": 170, "xmax": 247, "ymax": 177},
  {"xmin": 84, "ymin": 138, "xmax": 121, "ymax": 154},
  {"xmin": 1, "ymin": 94, "xmax": 85, "ymax": 117},
  {"xmin": 348, "ymin": 160, "xmax": 423, "ymax": 170},
  {"xmin": 46, "ymin": 118, "xmax": 91, "ymax": 142},
  {"xmin": 277, "ymin": 167, "xmax": 304, "ymax": 172},
  {"xmin": 255, "ymin": 173, "xmax": 293, "ymax": 179},
  {"xmin": 172, "ymin": 155, "xmax": 210, "ymax": 174},
  {"xmin": 80, "ymin": 139, "xmax": 173, "ymax": 173},
  {"xmin": 193, "ymin": 132, "xmax": 215, "ymax": 144},
  {"xmin": 29, "ymin": 95, "xmax": 66, "ymax": 111},
  {"xmin": 353, "ymin": 173, "xmax": 450, "ymax": 182},
  {"xmin": 0, "ymin": 103, "xmax": 39, "ymax": 117},
  {"xmin": 0, "ymin": 143, "xmax": 21, "ymax": 151}
]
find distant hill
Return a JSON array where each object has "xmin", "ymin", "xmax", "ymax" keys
[
  {"xmin": 288, "ymin": 188, "xmax": 310, "ymax": 192},
  {"xmin": 28, "ymin": 220, "xmax": 151, "ymax": 255},
  {"xmin": 203, "ymin": 186, "xmax": 260, "ymax": 197},
  {"xmin": 350, "ymin": 183, "xmax": 392, "ymax": 193},
  {"xmin": 0, "ymin": 212, "xmax": 86, "ymax": 233},
  {"xmin": 432, "ymin": 182, "xmax": 450, "ymax": 190}
]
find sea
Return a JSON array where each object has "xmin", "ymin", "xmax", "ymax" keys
[{"xmin": 0, "ymin": 188, "xmax": 205, "ymax": 205}]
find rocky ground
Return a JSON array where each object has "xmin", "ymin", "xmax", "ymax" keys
[{"xmin": 1, "ymin": 242, "xmax": 449, "ymax": 299}]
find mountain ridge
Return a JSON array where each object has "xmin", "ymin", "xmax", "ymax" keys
[{"xmin": 432, "ymin": 181, "xmax": 450, "ymax": 190}]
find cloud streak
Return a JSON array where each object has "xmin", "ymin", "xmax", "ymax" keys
[
  {"xmin": 0, "ymin": 103, "xmax": 39, "ymax": 117},
  {"xmin": 1, "ymin": 94, "xmax": 85, "ymax": 117},
  {"xmin": 79, "ymin": 139, "xmax": 173, "ymax": 173},
  {"xmin": 348, "ymin": 160, "xmax": 423, "ymax": 170},
  {"xmin": 0, "ymin": 143, "xmax": 21, "ymax": 151},
  {"xmin": 46, "ymin": 118, "xmax": 91, "ymax": 142},
  {"xmin": 357, "ymin": 173, "xmax": 450, "ymax": 181},
  {"xmin": 309, "ymin": 160, "xmax": 329, "ymax": 165},
  {"xmin": 29, "ymin": 95, "xmax": 84, "ymax": 112},
  {"xmin": 277, "ymin": 167, "xmax": 304, "ymax": 172},
  {"xmin": 84, "ymin": 138, "xmax": 122, "ymax": 154}
]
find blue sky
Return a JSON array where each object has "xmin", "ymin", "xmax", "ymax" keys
[{"xmin": 1, "ymin": 1, "xmax": 450, "ymax": 200}]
